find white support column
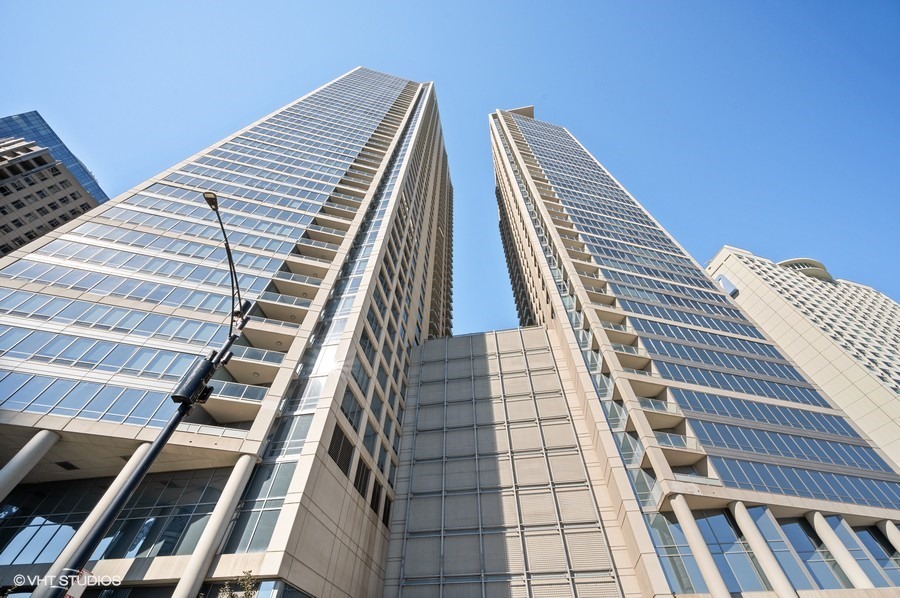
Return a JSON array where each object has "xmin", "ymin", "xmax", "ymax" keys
[
  {"xmin": 670, "ymin": 494, "xmax": 730, "ymax": 598},
  {"xmin": 729, "ymin": 502, "xmax": 797, "ymax": 598},
  {"xmin": 805, "ymin": 511, "xmax": 874, "ymax": 589},
  {"xmin": 876, "ymin": 520, "xmax": 900, "ymax": 555},
  {"xmin": 172, "ymin": 453, "xmax": 257, "ymax": 598},
  {"xmin": 36, "ymin": 442, "xmax": 152, "ymax": 595},
  {"xmin": 0, "ymin": 429, "xmax": 59, "ymax": 502}
]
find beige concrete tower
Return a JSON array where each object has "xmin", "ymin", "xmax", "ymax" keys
[{"xmin": 708, "ymin": 246, "xmax": 900, "ymax": 466}]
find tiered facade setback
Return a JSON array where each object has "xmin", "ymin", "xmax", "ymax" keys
[
  {"xmin": 708, "ymin": 246, "xmax": 900, "ymax": 466},
  {"xmin": 489, "ymin": 107, "xmax": 900, "ymax": 597},
  {"xmin": 0, "ymin": 67, "xmax": 452, "ymax": 597}
]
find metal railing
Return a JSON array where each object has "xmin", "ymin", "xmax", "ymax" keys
[
  {"xmin": 258, "ymin": 291, "xmax": 312, "ymax": 308},
  {"xmin": 230, "ymin": 344, "xmax": 285, "ymax": 365},
  {"xmin": 638, "ymin": 398, "xmax": 682, "ymax": 415},
  {"xmin": 210, "ymin": 379, "xmax": 267, "ymax": 402},
  {"xmin": 274, "ymin": 271, "xmax": 322, "ymax": 286},
  {"xmin": 655, "ymin": 431, "xmax": 701, "ymax": 451}
]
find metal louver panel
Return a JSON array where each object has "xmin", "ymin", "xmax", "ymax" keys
[
  {"xmin": 556, "ymin": 487, "xmax": 597, "ymax": 523},
  {"xmin": 548, "ymin": 452, "xmax": 586, "ymax": 483},
  {"xmin": 444, "ymin": 493, "xmax": 479, "ymax": 529},
  {"xmin": 442, "ymin": 534, "xmax": 481, "ymax": 575},
  {"xmin": 565, "ymin": 527, "xmax": 611, "ymax": 571},
  {"xmin": 445, "ymin": 428, "xmax": 475, "ymax": 457},
  {"xmin": 407, "ymin": 495, "xmax": 441, "ymax": 531},
  {"xmin": 519, "ymin": 490, "xmax": 557, "ymax": 525},
  {"xmin": 510, "ymin": 423, "xmax": 543, "ymax": 451},
  {"xmin": 483, "ymin": 531, "xmax": 525, "ymax": 573},
  {"xmin": 523, "ymin": 529, "xmax": 568, "ymax": 572},
  {"xmin": 514, "ymin": 454, "xmax": 549, "ymax": 485},
  {"xmin": 411, "ymin": 461, "xmax": 442, "ymax": 493},
  {"xmin": 445, "ymin": 459, "xmax": 477, "ymax": 490},
  {"xmin": 542, "ymin": 420, "xmax": 577, "ymax": 448},
  {"xmin": 403, "ymin": 537, "xmax": 441, "ymax": 577}
]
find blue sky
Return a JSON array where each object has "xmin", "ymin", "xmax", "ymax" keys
[{"xmin": 3, "ymin": 1, "xmax": 898, "ymax": 334}]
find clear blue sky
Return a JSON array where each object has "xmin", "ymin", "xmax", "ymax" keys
[{"xmin": 3, "ymin": 1, "xmax": 898, "ymax": 334}]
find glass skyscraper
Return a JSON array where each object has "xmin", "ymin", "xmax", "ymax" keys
[
  {"xmin": 0, "ymin": 67, "xmax": 452, "ymax": 597},
  {"xmin": 0, "ymin": 112, "xmax": 109, "ymax": 204},
  {"xmin": 487, "ymin": 106, "xmax": 900, "ymax": 597}
]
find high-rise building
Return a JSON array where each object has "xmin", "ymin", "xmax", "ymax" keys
[
  {"xmin": 707, "ymin": 246, "xmax": 900, "ymax": 466},
  {"xmin": 0, "ymin": 137, "xmax": 100, "ymax": 257},
  {"xmin": 0, "ymin": 112, "xmax": 109, "ymax": 204},
  {"xmin": 468, "ymin": 106, "xmax": 899, "ymax": 596},
  {"xmin": 0, "ymin": 67, "xmax": 452, "ymax": 597}
]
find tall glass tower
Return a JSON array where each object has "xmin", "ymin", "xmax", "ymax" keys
[
  {"xmin": 0, "ymin": 111, "xmax": 109, "ymax": 203},
  {"xmin": 489, "ymin": 107, "xmax": 900, "ymax": 597},
  {"xmin": 0, "ymin": 67, "xmax": 452, "ymax": 597}
]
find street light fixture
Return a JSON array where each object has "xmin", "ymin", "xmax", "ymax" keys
[{"xmin": 35, "ymin": 192, "xmax": 251, "ymax": 598}]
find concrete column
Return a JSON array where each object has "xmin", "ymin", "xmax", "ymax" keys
[
  {"xmin": 172, "ymin": 453, "xmax": 257, "ymax": 598},
  {"xmin": 876, "ymin": 520, "xmax": 900, "ymax": 555},
  {"xmin": 0, "ymin": 429, "xmax": 59, "ymax": 502},
  {"xmin": 670, "ymin": 494, "xmax": 730, "ymax": 598},
  {"xmin": 805, "ymin": 511, "xmax": 874, "ymax": 589},
  {"xmin": 729, "ymin": 502, "xmax": 797, "ymax": 598},
  {"xmin": 36, "ymin": 442, "xmax": 152, "ymax": 596}
]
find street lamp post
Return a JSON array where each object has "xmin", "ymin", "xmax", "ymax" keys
[{"xmin": 35, "ymin": 193, "xmax": 250, "ymax": 598}]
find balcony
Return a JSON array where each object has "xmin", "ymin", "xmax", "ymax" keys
[
  {"xmin": 321, "ymin": 202, "xmax": 357, "ymax": 220},
  {"xmin": 617, "ymin": 432, "xmax": 645, "ymax": 468},
  {"xmin": 305, "ymin": 224, "xmax": 346, "ymax": 244},
  {"xmin": 272, "ymin": 270, "xmax": 321, "ymax": 297},
  {"xmin": 567, "ymin": 245, "xmax": 593, "ymax": 264},
  {"xmin": 312, "ymin": 215, "xmax": 351, "ymax": 232},
  {"xmin": 241, "ymin": 315, "xmax": 300, "ymax": 351},
  {"xmin": 326, "ymin": 192, "xmax": 363, "ymax": 209},
  {"xmin": 621, "ymin": 367, "xmax": 659, "ymax": 379},
  {"xmin": 673, "ymin": 472, "xmax": 723, "ymax": 487},
  {"xmin": 257, "ymin": 291, "xmax": 311, "ymax": 323},
  {"xmin": 203, "ymin": 380, "xmax": 267, "ymax": 423},
  {"xmin": 612, "ymin": 342, "xmax": 651, "ymax": 370},
  {"xmin": 637, "ymin": 397, "xmax": 684, "ymax": 429},
  {"xmin": 599, "ymin": 319, "xmax": 638, "ymax": 344},
  {"xmin": 223, "ymin": 344, "xmax": 285, "ymax": 385},
  {"xmin": 295, "ymin": 237, "xmax": 339, "ymax": 261},
  {"xmin": 655, "ymin": 431, "xmax": 706, "ymax": 466}
]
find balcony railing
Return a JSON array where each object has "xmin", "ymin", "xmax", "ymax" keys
[
  {"xmin": 673, "ymin": 473, "xmax": 723, "ymax": 486},
  {"xmin": 600, "ymin": 320, "xmax": 634, "ymax": 334},
  {"xmin": 593, "ymin": 373, "xmax": 613, "ymax": 400},
  {"xmin": 617, "ymin": 433, "xmax": 645, "ymax": 467},
  {"xmin": 273, "ymin": 271, "xmax": 322, "ymax": 286},
  {"xmin": 611, "ymin": 343, "xmax": 647, "ymax": 357},
  {"xmin": 296, "ymin": 238, "xmax": 340, "ymax": 252},
  {"xmin": 308, "ymin": 224, "xmax": 345, "ymax": 236},
  {"xmin": 258, "ymin": 292, "xmax": 312, "ymax": 308},
  {"xmin": 638, "ymin": 398, "xmax": 682, "ymax": 415},
  {"xmin": 210, "ymin": 380, "xmax": 267, "ymax": 402},
  {"xmin": 655, "ymin": 432, "xmax": 702, "ymax": 451},
  {"xmin": 177, "ymin": 422, "xmax": 249, "ymax": 439},
  {"xmin": 230, "ymin": 345, "xmax": 285, "ymax": 365},
  {"xmin": 248, "ymin": 316, "xmax": 300, "ymax": 330},
  {"xmin": 622, "ymin": 367, "xmax": 660, "ymax": 378}
]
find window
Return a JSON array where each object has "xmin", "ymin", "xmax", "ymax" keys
[
  {"xmin": 340, "ymin": 389, "xmax": 363, "ymax": 430},
  {"xmin": 352, "ymin": 461, "xmax": 371, "ymax": 499}
]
